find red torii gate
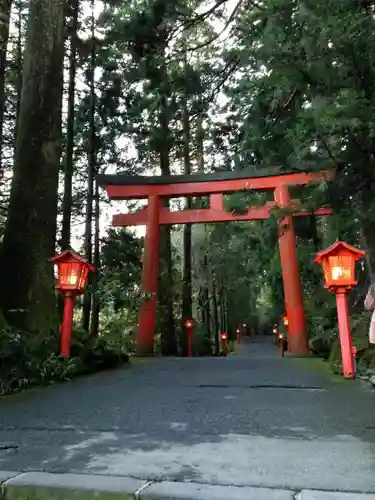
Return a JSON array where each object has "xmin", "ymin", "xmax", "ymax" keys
[{"xmin": 98, "ymin": 168, "xmax": 333, "ymax": 357}]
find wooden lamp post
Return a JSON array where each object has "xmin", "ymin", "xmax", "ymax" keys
[
  {"xmin": 184, "ymin": 318, "xmax": 194, "ymax": 357},
  {"xmin": 51, "ymin": 250, "xmax": 95, "ymax": 358},
  {"xmin": 314, "ymin": 241, "xmax": 365, "ymax": 378},
  {"xmin": 236, "ymin": 327, "xmax": 241, "ymax": 344},
  {"xmin": 278, "ymin": 332, "xmax": 285, "ymax": 357},
  {"xmin": 220, "ymin": 332, "xmax": 228, "ymax": 356},
  {"xmin": 272, "ymin": 325, "xmax": 278, "ymax": 344}
]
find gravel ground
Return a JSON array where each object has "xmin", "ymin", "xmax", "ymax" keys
[{"xmin": 0, "ymin": 337, "xmax": 374, "ymax": 493}]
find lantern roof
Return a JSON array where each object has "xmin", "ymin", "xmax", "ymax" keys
[
  {"xmin": 51, "ymin": 249, "xmax": 95, "ymax": 271},
  {"xmin": 314, "ymin": 241, "xmax": 365, "ymax": 264}
]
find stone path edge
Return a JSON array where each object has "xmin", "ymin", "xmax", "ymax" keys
[{"xmin": 0, "ymin": 471, "xmax": 375, "ymax": 500}]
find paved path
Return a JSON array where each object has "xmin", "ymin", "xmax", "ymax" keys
[{"xmin": 1, "ymin": 337, "xmax": 375, "ymax": 499}]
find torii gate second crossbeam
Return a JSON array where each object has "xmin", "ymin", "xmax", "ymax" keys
[{"xmin": 97, "ymin": 168, "xmax": 333, "ymax": 357}]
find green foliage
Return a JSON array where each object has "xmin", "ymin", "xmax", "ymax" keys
[
  {"xmin": 224, "ymin": 191, "xmax": 252, "ymax": 215},
  {"xmin": 99, "ymin": 229, "xmax": 143, "ymax": 313},
  {"xmin": 192, "ymin": 323, "xmax": 214, "ymax": 356},
  {"xmin": 99, "ymin": 307, "xmax": 137, "ymax": 354},
  {"xmin": 0, "ymin": 321, "xmax": 129, "ymax": 397},
  {"xmin": 328, "ymin": 339, "xmax": 342, "ymax": 375}
]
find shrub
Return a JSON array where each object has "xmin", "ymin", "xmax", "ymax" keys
[
  {"xmin": 0, "ymin": 317, "xmax": 130, "ymax": 397},
  {"xmin": 99, "ymin": 309, "xmax": 136, "ymax": 354},
  {"xmin": 328, "ymin": 338, "xmax": 342, "ymax": 374},
  {"xmin": 192, "ymin": 323, "xmax": 214, "ymax": 356}
]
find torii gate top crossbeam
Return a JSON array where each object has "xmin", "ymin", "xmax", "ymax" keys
[
  {"xmin": 97, "ymin": 168, "xmax": 333, "ymax": 200},
  {"xmin": 97, "ymin": 168, "xmax": 333, "ymax": 226}
]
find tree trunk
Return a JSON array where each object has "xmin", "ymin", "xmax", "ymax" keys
[
  {"xmin": 61, "ymin": 0, "xmax": 79, "ymax": 250},
  {"xmin": 157, "ymin": 54, "xmax": 177, "ymax": 356},
  {"xmin": 359, "ymin": 177, "xmax": 375, "ymax": 279},
  {"xmin": 90, "ymin": 179, "xmax": 100, "ymax": 336},
  {"xmin": 219, "ymin": 285, "xmax": 228, "ymax": 333},
  {"xmin": 202, "ymin": 285, "xmax": 210, "ymax": 338},
  {"xmin": 211, "ymin": 275, "xmax": 220, "ymax": 356},
  {"xmin": 81, "ymin": 3, "xmax": 95, "ymax": 332},
  {"xmin": 0, "ymin": 0, "xmax": 64, "ymax": 332},
  {"xmin": 218, "ymin": 284, "xmax": 226, "ymax": 332},
  {"xmin": 0, "ymin": 0, "xmax": 12, "ymax": 170},
  {"xmin": 196, "ymin": 112, "xmax": 211, "ymax": 340},
  {"xmin": 13, "ymin": 0, "xmax": 22, "ymax": 142},
  {"xmin": 180, "ymin": 59, "xmax": 192, "ymax": 355}
]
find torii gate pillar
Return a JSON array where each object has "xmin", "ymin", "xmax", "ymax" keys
[
  {"xmin": 275, "ymin": 185, "xmax": 309, "ymax": 355},
  {"xmin": 137, "ymin": 195, "xmax": 160, "ymax": 356}
]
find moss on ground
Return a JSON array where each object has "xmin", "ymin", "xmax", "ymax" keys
[
  {"xmin": 289, "ymin": 356, "xmax": 350, "ymax": 384},
  {"xmin": 3, "ymin": 486, "xmax": 133, "ymax": 500}
]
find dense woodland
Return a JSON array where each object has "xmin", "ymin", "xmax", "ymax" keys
[{"xmin": 0, "ymin": 0, "xmax": 375, "ymax": 394}]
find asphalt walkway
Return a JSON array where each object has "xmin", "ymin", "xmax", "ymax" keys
[{"xmin": 1, "ymin": 337, "xmax": 375, "ymax": 499}]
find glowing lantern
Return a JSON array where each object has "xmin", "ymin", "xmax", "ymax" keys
[
  {"xmin": 314, "ymin": 241, "xmax": 365, "ymax": 379},
  {"xmin": 184, "ymin": 318, "xmax": 194, "ymax": 330},
  {"xmin": 51, "ymin": 250, "xmax": 95, "ymax": 358},
  {"xmin": 314, "ymin": 241, "xmax": 365, "ymax": 290},
  {"xmin": 51, "ymin": 250, "xmax": 95, "ymax": 294},
  {"xmin": 282, "ymin": 314, "xmax": 289, "ymax": 327},
  {"xmin": 236, "ymin": 327, "xmax": 241, "ymax": 344},
  {"xmin": 220, "ymin": 332, "xmax": 228, "ymax": 356}
]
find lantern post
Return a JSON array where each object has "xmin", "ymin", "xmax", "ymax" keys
[
  {"xmin": 314, "ymin": 241, "xmax": 365, "ymax": 379},
  {"xmin": 272, "ymin": 325, "xmax": 278, "ymax": 344},
  {"xmin": 278, "ymin": 333, "xmax": 285, "ymax": 358},
  {"xmin": 51, "ymin": 250, "xmax": 95, "ymax": 358},
  {"xmin": 184, "ymin": 318, "xmax": 194, "ymax": 357},
  {"xmin": 220, "ymin": 332, "xmax": 228, "ymax": 356},
  {"xmin": 242, "ymin": 323, "xmax": 247, "ymax": 337},
  {"xmin": 236, "ymin": 327, "xmax": 241, "ymax": 344}
]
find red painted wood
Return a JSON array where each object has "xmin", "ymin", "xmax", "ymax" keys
[
  {"xmin": 210, "ymin": 193, "xmax": 223, "ymax": 210},
  {"xmin": 112, "ymin": 204, "xmax": 332, "ymax": 227},
  {"xmin": 274, "ymin": 185, "xmax": 309, "ymax": 356},
  {"xmin": 335, "ymin": 288, "xmax": 355, "ymax": 378},
  {"xmin": 60, "ymin": 293, "xmax": 75, "ymax": 358},
  {"xmin": 137, "ymin": 195, "xmax": 160, "ymax": 356},
  {"xmin": 187, "ymin": 327, "xmax": 193, "ymax": 357},
  {"xmin": 106, "ymin": 171, "xmax": 332, "ymax": 200}
]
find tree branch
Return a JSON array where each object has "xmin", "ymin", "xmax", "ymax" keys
[
  {"xmin": 173, "ymin": 0, "xmax": 243, "ymax": 54},
  {"xmin": 168, "ymin": 0, "xmax": 229, "ymax": 41}
]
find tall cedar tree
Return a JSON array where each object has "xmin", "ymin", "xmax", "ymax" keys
[
  {"xmin": 0, "ymin": 0, "xmax": 65, "ymax": 331},
  {"xmin": 0, "ymin": 0, "xmax": 13, "ymax": 169}
]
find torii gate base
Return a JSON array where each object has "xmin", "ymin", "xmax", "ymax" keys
[{"xmin": 98, "ymin": 168, "xmax": 333, "ymax": 357}]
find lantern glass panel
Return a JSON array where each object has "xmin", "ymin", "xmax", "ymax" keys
[
  {"xmin": 328, "ymin": 255, "xmax": 354, "ymax": 283},
  {"xmin": 58, "ymin": 262, "xmax": 83, "ymax": 290},
  {"xmin": 78, "ymin": 266, "xmax": 89, "ymax": 292},
  {"xmin": 321, "ymin": 259, "xmax": 329, "ymax": 283}
]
